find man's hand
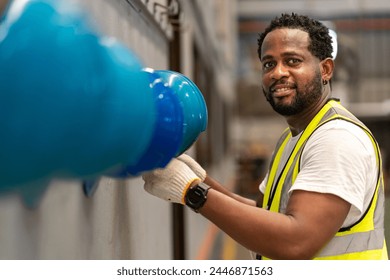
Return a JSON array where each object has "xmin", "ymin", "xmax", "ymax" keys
[
  {"xmin": 177, "ymin": 154, "xmax": 206, "ymax": 181},
  {"xmin": 142, "ymin": 158, "xmax": 202, "ymax": 204}
]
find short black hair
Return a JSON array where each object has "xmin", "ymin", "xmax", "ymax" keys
[{"xmin": 257, "ymin": 13, "xmax": 333, "ymax": 61}]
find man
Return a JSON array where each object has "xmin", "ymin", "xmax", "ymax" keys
[{"xmin": 142, "ymin": 13, "xmax": 388, "ymax": 260}]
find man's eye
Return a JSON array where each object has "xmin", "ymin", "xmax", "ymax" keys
[
  {"xmin": 263, "ymin": 61, "xmax": 274, "ymax": 69},
  {"xmin": 287, "ymin": 58, "xmax": 301, "ymax": 65}
]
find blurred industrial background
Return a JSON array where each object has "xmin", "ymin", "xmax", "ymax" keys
[{"xmin": 0, "ymin": 0, "xmax": 389, "ymax": 259}]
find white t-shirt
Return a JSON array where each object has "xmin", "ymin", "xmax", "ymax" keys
[{"xmin": 259, "ymin": 119, "xmax": 378, "ymax": 228}]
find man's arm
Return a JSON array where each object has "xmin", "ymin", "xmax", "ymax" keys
[
  {"xmin": 143, "ymin": 155, "xmax": 351, "ymax": 259},
  {"xmin": 178, "ymin": 154, "xmax": 258, "ymax": 207},
  {"xmin": 204, "ymin": 175, "xmax": 256, "ymax": 207},
  {"xmin": 199, "ymin": 183, "xmax": 350, "ymax": 259}
]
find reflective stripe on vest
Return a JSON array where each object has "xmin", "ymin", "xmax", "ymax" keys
[{"xmin": 262, "ymin": 99, "xmax": 388, "ymax": 260}]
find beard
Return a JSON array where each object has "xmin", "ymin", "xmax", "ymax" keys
[{"xmin": 263, "ymin": 70, "xmax": 323, "ymax": 116}]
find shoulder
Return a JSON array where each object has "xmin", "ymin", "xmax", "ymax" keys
[
  {"xmin": 301, "ymin": 118, "xmax": 377, "ymax": 185},
  {"xmin": 305, "ymin": 119, "xmax": 375, "ymax": 156}
]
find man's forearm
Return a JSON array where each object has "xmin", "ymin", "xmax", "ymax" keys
[{"xmin": 204, "ymin": 175, "xmax": 256, "ymax": 206}]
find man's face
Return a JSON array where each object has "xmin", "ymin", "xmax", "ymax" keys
[{"xmin": 260, "ymin": 28, "xmax": 323, "ymax": 116}]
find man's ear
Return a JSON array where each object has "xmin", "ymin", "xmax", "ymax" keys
[{"xmin": 320, "ymin": 58, "xmax": 334, "ymax": 82}]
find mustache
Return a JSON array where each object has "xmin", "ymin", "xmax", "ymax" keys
[{"xmin": 269, "ymin": 80, "xmax": 296, "ymax": 92}]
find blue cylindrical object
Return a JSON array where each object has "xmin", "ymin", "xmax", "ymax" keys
[
  {"xmin": 109, "ymin": 69, "xmax": 208, "ymax": 178},
  {"xmin": 110, "ymin": 68, "xmax": 184, "ymax": 177},
  {"xmin": 0, "ymin": 0, "xmax": 156, "ymax": 190},
  {"xmin": 0, "ymin": 0, "xmax": 208, "ymax": 194}
]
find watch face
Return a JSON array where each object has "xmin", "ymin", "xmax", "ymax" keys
[
  {"xmin": 187, "ymin": 188, "xmax": 202, "ymax": 203},
  {"xmin": 185, "ymin": 185, "xmax": 209, "ymax": 212}
]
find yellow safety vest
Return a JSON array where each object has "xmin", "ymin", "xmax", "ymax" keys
[{"xmin": 262, "ymin": 99, "xmax": 388, "ymax": 260}]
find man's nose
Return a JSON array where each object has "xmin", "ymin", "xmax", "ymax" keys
[{"xmin": 270, "ymin": 63, "xmax": 288, "ymax": 80}]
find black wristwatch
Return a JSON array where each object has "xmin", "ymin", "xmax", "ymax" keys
[{"xmin": 185, "ymin": 183, "xmax": 210, "ymax": 212}]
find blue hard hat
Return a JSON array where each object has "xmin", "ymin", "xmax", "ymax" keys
[{"xmin": 155, "ymin": 70, "xmax": 208, "ymax": 156}]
